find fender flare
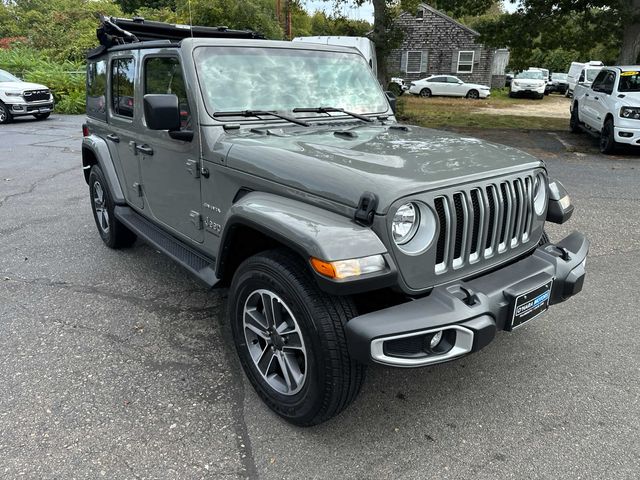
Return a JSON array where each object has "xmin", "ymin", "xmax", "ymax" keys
[
  {"xmin": 82, "ymin": 135, "xmax": 126, "ymax": 205},
  {"xmin": 217, "ymin": 191, "xmax": 388, "ymax": 278}
]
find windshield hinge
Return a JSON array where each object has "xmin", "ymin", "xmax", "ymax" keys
[{"xmin": 354, "ymin": 192, "xmax": 378, "ymax": 226}]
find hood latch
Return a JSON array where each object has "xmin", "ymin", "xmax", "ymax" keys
[{"xmin": 354, "ymin": 192, "xmax": 378, "ymax": 226}]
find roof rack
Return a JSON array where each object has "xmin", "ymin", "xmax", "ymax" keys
[{"xmin": 88, "ymin": 14, "xmax": 265, "ymax": 58}]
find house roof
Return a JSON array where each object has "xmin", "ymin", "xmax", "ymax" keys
[{"xmin": 418, "ymin": 3, "xmax": 480, "ymax": 37}]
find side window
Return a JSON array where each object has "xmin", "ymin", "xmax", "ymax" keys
[
  {"xmin": 111, "ymin": 57, "xmax": 135, "ymax": 118},
  {"xmin": 429, "ymin": 76, "xmax": 446, "ymax": 83},
  {"xmin": 144, "ymin": 57, "xmax": 191, "ymax": 130},
  {"xmin": 600, "ymin": 72, "xmax": 616, "ymax": 94},
  {"xmin": 447, "ymin": 76, "xmax": 460, "ymax": 83},
  {"xmin": 87, "ymin": 60, "xmax": 107, "ymax": 121},
  {"xmin": 591, "ymin": 71, "xmax": 607, "ymax": 91}
]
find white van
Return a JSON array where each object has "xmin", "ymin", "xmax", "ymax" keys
[
  {"xmin": 567, "ymin": 61, "xmax": 604, "ymax": 96},
  {"xmin": 292, "ymin": 36, "xmax": 377, "ymax": 76}
]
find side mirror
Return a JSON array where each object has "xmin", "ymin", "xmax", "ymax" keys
[
  {"xmin": 385, "ymin": 91, "xmax": 397, "ymax": 114},
  {"xmin": 143, "ymin": 94, "xmax": 181, "ymax": 131}
]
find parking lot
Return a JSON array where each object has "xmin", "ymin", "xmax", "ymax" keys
[{"xmin": 1, "ymin": 115, "xmax": 639, "ymax": 479}]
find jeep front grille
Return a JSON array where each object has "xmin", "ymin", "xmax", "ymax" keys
[
  {"xmin": 434, "ymin": 175, "xmax": 535, "ymax": 274},
  {"xmin": 23, "ymin": 90, "xmax": 50, "ymax": 102}
]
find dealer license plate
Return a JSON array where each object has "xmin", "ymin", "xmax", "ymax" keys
[{"xmin": 510, "ymin": 280, "xmax": 553, "ymax": 330}]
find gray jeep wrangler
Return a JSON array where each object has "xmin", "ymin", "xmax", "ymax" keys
[{"xmin": 82, "ymin": 17, "xmax": 589, "ymax": 426}]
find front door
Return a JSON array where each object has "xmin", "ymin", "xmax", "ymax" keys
[{"xmin": 136, "ymin": 54, "xmax": 203, "ymax": 243}]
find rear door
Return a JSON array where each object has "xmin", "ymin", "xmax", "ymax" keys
[
  {"xmin": 428, "ymin": 76, "xmax": 448, "ymax": 95},
  {"xmin": 108, "ymin": 53, "xmax": 144, "ymax": 209},
  {"xmin": 135, "ymin": 53, "xmax": 204, "ymax": 243}
]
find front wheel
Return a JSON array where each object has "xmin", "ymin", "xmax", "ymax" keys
[
  {"xmin": 466, "ymin": 89, "xmax": 480, "ymax": 99},
  {"xmin": 229, "ymin": 249, "xmax": 366, "ymax": 426},
  {"xmin": 0, "ymin": 102, "xmax": 12, "ymax": 124},
  {"xmin": 600, "ymin": 118, "xmax": 618, "ymax": 154}
]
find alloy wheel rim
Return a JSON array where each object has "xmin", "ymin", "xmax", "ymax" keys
[
  {"xmin": 0, "ymin": 107, "xmax": 6, "ymax": 122},
  {"xmin": 92, "ymin": 181, "xmax": 110, "ymax": 234},
  {"xmin": 243, "ymin": 289, "xmax": 307, "ymax": 396}
]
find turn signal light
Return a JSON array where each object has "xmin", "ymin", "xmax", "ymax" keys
[{"xmin": 310, "ymin": 255, "xmax": 386, "ymax": 280}]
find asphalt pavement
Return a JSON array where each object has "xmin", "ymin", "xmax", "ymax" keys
[{"xmin": 1, "ymin": 115, "xmax": 638, "ymax": 479}]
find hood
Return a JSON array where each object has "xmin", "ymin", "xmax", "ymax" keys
[
  {"xmin": 0, "ymin": 81, "xmax": 49, "ymax": 92},
  {"xmin": 223, "ymin": 124, "xmax": 543, "ymax": 213},
  {"xmin": 617, "ymin": 91, "xmax": 640, "ymax": 106}
]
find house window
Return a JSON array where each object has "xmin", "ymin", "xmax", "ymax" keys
[
  {"xmin": 416, "ymin": 9, "xmax": 424, "ymax": 19},
  {"xmin": 406, "ymin": 51, "xmax": 423, "ymax": 73},
  {"xmin": 457, "ymin": 51, "xmax": 474, "ymax": 73}
]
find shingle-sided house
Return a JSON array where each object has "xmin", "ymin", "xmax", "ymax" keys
[{"xmin": 388, "ymin": 3, "xmax": 509, "ymax": 88}]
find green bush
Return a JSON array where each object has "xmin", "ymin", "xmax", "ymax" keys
[{"xmin": 0, "ymin": 47, "xmax": 86, "ymax": 114}]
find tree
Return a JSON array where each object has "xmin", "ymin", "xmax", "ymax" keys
[{"xmin": 479, "ymin": 1, "xmax": 640, "ymax": 65}]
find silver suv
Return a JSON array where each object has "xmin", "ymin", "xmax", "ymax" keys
[{"xmin": 82, "ymin": 17, "xmax": 589, "ymax": 426}]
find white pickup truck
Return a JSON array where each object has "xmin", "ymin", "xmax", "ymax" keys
[
  {"xmin": 0, "ymin": 68, "xmax": 54, "ymax": 124},
  {"xmin": 571, "ymin": 66, "xmax": 640, "ymax": 153}
]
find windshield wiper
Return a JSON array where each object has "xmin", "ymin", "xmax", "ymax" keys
[
  {"xmin": 212, "ymin": 110, "xmax": 309, "ymax": 127},
  {"xmin": 292, "ymin": 107, "xmax": 374, "ymax": 123}
]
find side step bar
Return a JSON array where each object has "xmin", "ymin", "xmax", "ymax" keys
[{"xmin": 114, "ymin": 206, "xmax": 219, "ymax": 288}]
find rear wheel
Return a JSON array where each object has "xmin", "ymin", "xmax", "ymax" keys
[
  {"xmin": 33, "ymin": 112, "xmax": 50, "ymax": 120},
  {"xmin": 599, "ymin": 118, "xmax": 618, "ymax": 154},
  {"xmin": 89, "ymin": 165, "xmax": 136, "ymax": 249},
  {"xmin": 229, "ymin": 249, "xmax": 366, "ymax": 426},
  {"xmin": 466, "ymin": 89, "xmax": 480, "ymax": 99},
  {"xmin": 419, "ymin": 88, "xmax": 432, "ymax": 98},
  {"xmin": 0, "ymin": 102, "xmax": 12, "ymax": 124}
]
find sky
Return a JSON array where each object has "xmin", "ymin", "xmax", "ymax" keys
[{"xmin": 303, "ymin": 1, "xmax": 518, "ymax": 21}]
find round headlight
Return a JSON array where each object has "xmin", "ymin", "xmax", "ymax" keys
[
  {"xmin": 392, "ymin": 203, "xmax": 419, "ymax": 245},
  {"xmin": 533, "ymin": 173, "xmax": 548, "ymax": 215},
  {"xmin": 391, "ymin": 202, "xmax": 437, "ymax": 254}
]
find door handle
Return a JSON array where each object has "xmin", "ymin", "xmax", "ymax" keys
[
  {"xmin": 135, "ymin": 144, "xmax": 154, "ymax": 156},
  {"xmin": 585, "ymin": 93, "xmax": 590, "ymax": 97},
  {"xmin": 594, "ymin": 96, "xmax": 599, "ymax": 100},
  {"xmin": 106, "ymin": 134, "xmax": 120, "ymax": 143}
]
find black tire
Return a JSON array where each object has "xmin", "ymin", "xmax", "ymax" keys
[
  {"xmin": 419, "ymin": 88, "xmax": 432, "ymax": 98},
  {"xmin": 570, "ymin": 104, "xmax": 581, "ymax": 133},
  {"xmin": 0, "ymin": 102, "xmax": 13, "ymax": 124},
  {"xmin": 33, "ymin": 112, "xmax": 50, "ymax": 120},
  {"xmin": 600, "ymin": 118, "xmax": 618, "ymax": 154},
  {"xmin": 508, "ymin": 91, "xmax": 515, "ymax": 98},
  {"xmin": 538, "ymin": 230, "xmax": 551, "ymax": 246},
  {"xmin": 466, "ymin": 89, "xmax": 480, "ymax": 99},
  {"xmin": 536, "ymin": 93, "xmax": 544, "ymax": 100},
  {"xmin": 88, "ymin": 165, "xmax": 136, "ymax": 249},
  {"xmin": 229, "ymin": 249, "xmax": 365, "ymax": 426}
]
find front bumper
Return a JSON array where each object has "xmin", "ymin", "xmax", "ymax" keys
[
  {"xmin": 511, "ymin": 84, "xmax": 545, "ymax": 95},
  {"xmin": 614, "ymin": 124, "xmax": 640, "ymax": 146},
  {"xmin": 346, "ymin": 231, "xmax": 589, "ymax": 367},
  {"xmin": 5, "ymin": 100, "xmax": 54, "ymax": 116}
]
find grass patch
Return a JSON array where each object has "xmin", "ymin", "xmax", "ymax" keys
[{"xmin": 397, "ymin": 91, "xmax": 568, "ymax": 131}]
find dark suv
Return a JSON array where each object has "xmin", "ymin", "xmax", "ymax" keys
[{"xmin": 82, "ymin": 17, "xmax": 589, "ymax": 426}]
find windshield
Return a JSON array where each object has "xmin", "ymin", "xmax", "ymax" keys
[
  {"xmin": 516, "ymin": 71, "xmax": 544, "ymax": 80},
  {"xmin": 619, "ymin": 71, "xmax": 640, "ymax": 92},
  {"xmin": 0, "ymin": 69, "xmax": 19, "ymax": 82},
  {"xmin": 194, "ymin": 46, "xmax": 388, "ymax": 117},
  {"xmin": 552, "ymin": 73, "xmax": 567, "ymax": 81},
  {"xmin": 585, "ymin": 69, "xmax": 600, "ymax": 82}
]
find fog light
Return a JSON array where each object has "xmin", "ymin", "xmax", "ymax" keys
[
  {"xmin": 429, "ymin": 331, "xmax": 443, "ymax": 349},
  {"xmin": 619, "ymin": 131, "xmax": 633, "ymax": 138}
]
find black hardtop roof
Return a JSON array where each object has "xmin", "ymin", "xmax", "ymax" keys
[{"xmin": 86, "ymin": 15, "xmax": 264, "ymax": 59}]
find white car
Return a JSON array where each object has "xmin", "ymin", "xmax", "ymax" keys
[
  {"xmin": 571, "ymin": 66, "xmax": 640, "ymax": 153},
  {"xmin": 408, "ymin": 75, "xmax": 491, "ymax": 99},
  {"xmin": 509, "ymin": 70, "xmax": 546, "ymax": 99},
  {"xmin": 567, "ymin": 61, "xmax": 603, "ymax": 97},
  {"xmin": 0, "ymin": 68, "xmax": 54, "ymax": 124}
]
